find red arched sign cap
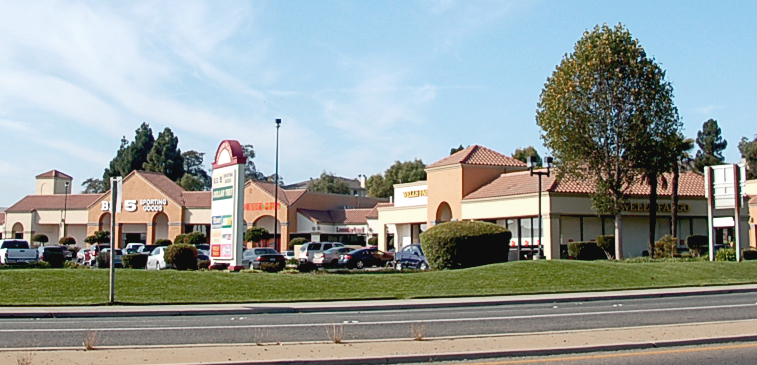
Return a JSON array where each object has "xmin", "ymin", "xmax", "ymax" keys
[{"xmin": 212, "ymin": 140, "xmax": 248, "ymax": 169}]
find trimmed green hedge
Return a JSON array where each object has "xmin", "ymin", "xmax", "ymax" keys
[
  {"xmin": 289, "ymin": 237, "xmax": 308, "ymax": 250},
  {"xmin": 568, "ymin": 241, "xmax": 605, "ymax": 260},
  {"xmin": 420, "ymin": 221, "xmax": 511, "ymax": 270},
  {"xmin": 596, "ymin": 235, "xmax": 615, "ymax": 259},
  {"xmin": 743, "ymin": 250, "xmax": 757, "ymax": 260},
  {"xmin": 155, "ymin": 239, "xmax": 172, "ymax": 246},
  {"xmin": 123, "ymin": 254, "xmax": 148, "ymax": 269},
  {"xmin": 165, "ymin": 244, "xmax": 198, "ymax": 270}
]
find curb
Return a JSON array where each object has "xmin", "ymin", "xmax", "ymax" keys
[
  {"xmin": 3, "ymin": 284, "xmax": 757, "ymax": 318},
  {"xmin": 166, "ymin": 334, "xmax": 757, "ymax": 365}
]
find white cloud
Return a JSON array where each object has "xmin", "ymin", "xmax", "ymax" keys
[{"xmin": 693, "ymin": 105, "xmax": 724, "ymax": 116}]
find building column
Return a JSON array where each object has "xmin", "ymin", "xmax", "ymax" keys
[
  {"xmin": 378, "ymin": 224, "xmax": 388, "ymax": 252},
  {"xmin": 544, "ymin": 213, "xmax": 561, "ymax": 260},
  {"xmin": 146, "ymin": 223, "xmax": 155, "ymax": 245}
]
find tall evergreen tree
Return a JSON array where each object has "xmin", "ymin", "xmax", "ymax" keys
[
  {"xmin": 180, "ymin": 150, "xmax": 210, "ymax": 190},
  {"xmin": 739, "ymin": 135, "xmax": 757, "ymax": 179},
  {"xmin": 694, "ymin": 119, "xmax": 727, "ymax": 172},
  {"xmin": 102, "ymin": 123, "xmax": 155, "ymax": 189},
  {"xmin": 450, "ymin": 145, "xmax": 465, "ymax": 155},
  {"xmin": 144, "ymin": 127, "xmax": 184, "ymax": 181}
]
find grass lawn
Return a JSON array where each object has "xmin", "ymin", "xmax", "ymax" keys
[{"xmin": 2, "ymin": 260, "xmax": 757, "ymax": 305}]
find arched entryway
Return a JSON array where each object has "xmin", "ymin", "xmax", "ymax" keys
[
  {"xmin": 11, "ymin": 223, "xmax": 23, "ymax": 239},
  {"xmin": 152, "ymin": 213, "xmax": 169, "ymax": 241},
  {"xmin": 254, "ymin": 215, "xmax": 281, "ymax": 248},
  {"xmin": 436, "ymin": 202, "xmax": 452, "ymax": 223},
  {"xmin": 98, "ymin": 213, "xmax": 111, "ymax": 232}
]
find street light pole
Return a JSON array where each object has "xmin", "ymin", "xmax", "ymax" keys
[
  {"xmin": 63, "ymin": 181, "xmax": 69, "ymax": 238},
  {"xmin": 273, "ymin": 118, "xmax": 281, "ymax": 251},
  {"xmin": 528, "ymin": 156, "xmax": 552, "ymax": 260}
]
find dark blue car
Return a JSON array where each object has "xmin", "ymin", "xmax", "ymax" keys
[
  {"xmin": 338, "ymin": 247, "xmax": 393, "ymax": 269},
  {"xmin": 394, "ymin": 244, "xmax": 429, "ymax": 271}
]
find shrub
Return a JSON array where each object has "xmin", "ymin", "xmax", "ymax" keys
[
  {"xmin": 368, "ymin": 237, "xmax": 378, "ymax": 246},
  {"xmin": 64, "ymin": 260, "xmax": 87, "ymax": 269},
  {"xmin": 198, "ymin": 259, "xmax": 210, "ymax": 270},
  {"xmin": 743, "ymin": 250, "xmax": 757, "ymax": 260},
  {"xmin": 596, "ymin": 235, "xmax": 615, "ymax": 259},
  {"xmin": 122, "ymin": 254, "xmax": 148, "ymax": 269},
  {"xmin": 32, "ymin": 234, "xmax": 49, "ymax": 245},
  {"xmin": 164, "ymin": 244, "xmax": 198, "ymax": 270},
  {"xmin": 568, "ymin": 241, "xmax": 605, "ymax": 260},
  {"xmin": 173, "ymin": 234, "xmax": 187, "ymax": 245},
  {"xmin": 289, "ymin": 237, "xmax": 308, "ymax": 250},
  {"xmin": 184, "ymin": 232, "xmax": 207, "ymax": 245},
  {"xmin": 27, "ymin": 261, "xmax": 51, "ymax": 269},
  {"xmin": 59, "ymin": 236, "xmax": 76, "ymax": 246},
  {"xmin": 259, "ymin": 261, "xmax": 285, "ymax": 272},
  {"xmin": 420, "ymin": 221, "xmax": 511, "ymax": 270},
  {"xmin": 715, "ymin": 248, "xmax": 737, "ymax": 261},
  {"xmin": 686, "ymin": 235, "xmax": 708, "ymax": 257},
  {"xmin": 97, "ymin": 251, "xmax": 110, "ymax": 268},
  {"xmin": 155, "ymin": 239, "xmax": 172, "ymax": 246},
  {"xmin": 654, "ymin": 235, "xmax": 678, "ymax": 258},
  {"xmin": 245, "ymin": 226, "xmax": 269, "ymax": 244}
]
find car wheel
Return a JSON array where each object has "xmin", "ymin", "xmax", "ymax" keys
[
  {"xmin": 396, "ymin": 262, "xmax": 403, "ymax": 271},
  {"xmin": 355, "ymin": 260, "xmax": 365, "ymax": 269},
  {"xmin": 419, "ymin": 262, "xmax": 429, "ymax": 271}
]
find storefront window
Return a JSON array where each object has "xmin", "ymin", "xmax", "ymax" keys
[
  {"xmin": 506, "ymin": 219, "xmax": 518, "ymax": 247},
  {"xmin": 520, "ymin": 218, "xmax": 534, "ymax": 247}
]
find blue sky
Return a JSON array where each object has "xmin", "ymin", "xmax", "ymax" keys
[{"xmin": 1, "ymin": 0, "xmax": 755, "ymax": 206}]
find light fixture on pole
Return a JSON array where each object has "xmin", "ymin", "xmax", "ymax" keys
[
  {"xmin": 528, "ymin": 155, "xmax": 553, "ymax": 260},
  {"xmin": 63, "ymin": 181, "xmax": 69, "ymax": 238},
  {"xmin": 273, "ymin": 118, "xmax": 281, "ymax": 251}
]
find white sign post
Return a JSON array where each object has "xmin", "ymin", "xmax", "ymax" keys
[
  {"xmin": 705, "ymin": 164, "xmax": 746, "ymax": 262},
  {"xmin": 109, "ymin": 176, "xmax": 122, "ymax": 303},
  {"xmin": 210, "ymin": 140, "xmax": 247, "ymax": 271}
]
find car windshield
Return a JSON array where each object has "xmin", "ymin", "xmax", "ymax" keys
[
  {"xmin": 254, "ymin": 248, "xmax": 278, "ymax": 255},
  {"xmin": 44, "ymin": 247, "xmax": 63, "ymax": 253},
  {"xmin": 306, "ymin": 243, "xmax": 321, "ymax": 251}
]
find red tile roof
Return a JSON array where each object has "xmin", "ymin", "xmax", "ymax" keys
[
  {"xmin": 6, "ymin": 194, "xmax": 103, "ymax": 212},
  {"xmin": 35, "ymin": 170, "xmax": 72, "ymax": 179},
  {"xmin": 247, "ymin": 180, "xmax": 307, "ymax": 206},
  {"xmin": 464, "ymin": 170, "xmax": 706, "ymax": 200},
  {"xmin": 366, "ymin": 202, "xmax": 394, "ymax": 219},
  {"xmin": 0, "ymin": 212, "xmax": 5, "ymax": 225},
  {"xmin": 182, "ymin": 191, "xmax": 211, "ymax": 208},
  {"xmin": 427, "ymin": 145, "xmax": 527, "ymax": 169},
  {"xmin": 750, "ymin": 196, "xmax": 757, "ymax": 205},
  {"xmin": 299, "ymin": 208, "xmax": 374, "ymax": 225},
  {"xmin": 136, "ymin": 171, "xmax": 186, "ymax": 205}
]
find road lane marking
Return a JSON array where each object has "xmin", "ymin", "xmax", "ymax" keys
[
  {"xmin": 465, "ymin": 342, "xmax": 757, "ymax": 364},
  {"xmin": 0, "ymin": 302, "xmax": 755, "ymax": 333}
]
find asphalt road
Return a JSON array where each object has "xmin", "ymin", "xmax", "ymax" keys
[
  {"xmin": 3, "ymin": 291, "xmax": 757, "ymax": 348},
  {"xmin": 418, "ymin": 342, "xmax": 757, "ymax": 365}
]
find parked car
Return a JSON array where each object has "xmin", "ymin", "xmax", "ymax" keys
[
  {"xmin": 146, "ymin": 246, "xmax": 172, "ymax": 270},
  {"xmin": 59, "ymin": 246, "xmax": 74, "ymax": 261},
  {"xmin": 242, "ymin": 247, "xmax": 286, "ymax": 270},
  {"xmin": 83, "ymin": 244, "xmax": 110, "ymax": 266},
  {"xmin": 37, "ymin": 246, "xmax": 65, "ymax": 267},
  {"xmin": 0, "ymin": 239, "xmax": 37, "ymax": 265},
  {"xmin": 76, "ymin": 248, "xmax": 91, "ymax": 264},
  {"xmin": 283, "ymin": 250, "xmax": 295, "ymax": 261},
  {"xmin": 195, "ymin": 244, "xmax": 210, "ymax": 251},
  {"xmin": 100, "ymin": 248, "xmax": 124, "ymax": 268},
  {"xmin": 313, "ymin": 246, "xmax": 352, "ymax": 268},
  {"xmin": 124, "ymin": 243, "xmax": 145, "ymax": 254},
  {"xmin": 395, "ymin": 244, "xmax": 429, "ymax": 271},
  {"xmin": 138, "ymin": 245, "xmax": 158, "ymax": 255},
  {"xmin": 338, "ymin": 247, "xmax": 394, "ymax": 269},
  {"xmin": 298, "ymin": 242, "xmax": 344, "ymax": 265}
]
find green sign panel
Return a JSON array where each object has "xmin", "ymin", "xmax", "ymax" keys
[{"xmin": 212, "ymin": 186, "xmax": 234, "ymax": 201}]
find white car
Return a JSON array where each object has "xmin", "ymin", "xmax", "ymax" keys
[{"xmin": 146, "ymin": 246, "xmax": 172, "ymax": 270}]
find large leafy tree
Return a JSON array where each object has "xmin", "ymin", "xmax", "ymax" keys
[
  {"xmin": 306, "ymin": 172, "xmax": 350, "ymax": 195},
  {"xmin": 179, "ymin": 150, "xmax": 211, "ymax": 191},
  {"xmin": 450, "ymin": 145, "xmax": 465, "ymax": 155},
  {"xmin": 670, "ymin": 135, "xmax": 695, "ymax": 239},
  {"xmin": 512, "ymin": 146, "xmax": 542, "ymax": 167},
  {"xmin": 367, "ymin": 159, "xmax": 426, "ymax": 198},
  {"xmin": 739, "ymin": 135, "xmax": 757, "ymax": 179},
  {"xmin": 144, "ymin": 127, "xmax": 184, "ymax": 181},
  {"xmin": 694, "ymin": 119, "xmax": 727, "ymax": 172},
  {"xmin": 101, "ymin": 123, "xmax": 155, "ymax": 189},
  {"xmin": 536, "ymin": 23, "xmax": 681, "ymax": 260},
  {"xmin": 81, "ymin": 178, "xmax": 106, "ymax": 194},
  {"xmin": 242, "ymin": 144, "xmax": 266, "ymax": 181}
]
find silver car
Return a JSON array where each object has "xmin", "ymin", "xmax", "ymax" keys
[
  {"xmin": 313, "ymin": 246, "xmax": 352, "ymax": 268},
  {"xmin": 298, "ymin": 242, "xmax": 344, "ymax": 265}
]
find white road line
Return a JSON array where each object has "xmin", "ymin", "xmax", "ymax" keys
[{"xmin": 1, "ymin": 302, "xmax": 755, "ymax": 333}]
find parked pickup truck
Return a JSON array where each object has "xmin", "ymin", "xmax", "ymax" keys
[{"xmin": 0, "ymin": 239, "xmax": 38, "ymax": 265}]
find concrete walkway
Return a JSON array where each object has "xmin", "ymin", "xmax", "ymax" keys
[{"xmin": 3, "ymin": 284, "xmax": 757, "ymax": 365}]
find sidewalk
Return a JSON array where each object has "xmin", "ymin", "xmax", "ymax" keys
[{"xmin": 2, "ymin": 284, "xmax": 757, "ymax": 365}]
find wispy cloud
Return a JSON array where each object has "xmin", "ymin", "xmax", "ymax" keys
[{"xmin": 693, "ymin": 105, "xmax": 724, "ymax": 116}]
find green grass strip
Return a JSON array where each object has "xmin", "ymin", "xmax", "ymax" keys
[{"xmin": 2, "ymin": 260, "xmax": 757, "ymax": 306}]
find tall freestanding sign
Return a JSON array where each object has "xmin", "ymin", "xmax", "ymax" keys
[{"xmin": 210, "ymin": 140, "xmax": 247, "ymax": 271}]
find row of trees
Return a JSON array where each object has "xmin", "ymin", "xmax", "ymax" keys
[{"xmin": 81, "ymin": 123, "xmax": 274, "ymax": 193}]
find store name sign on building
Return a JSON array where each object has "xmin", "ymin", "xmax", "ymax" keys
[
  {"xmin": 621, "ymin": 202, "xmax": 690, "ymax": 213},
  {"xmin": 101, "ymin": 199, "xmax": 168, "ymax": 212},
  {"xmin": 244, "ymin": 202, "xmax": 281, "ymax": 211},
  {"xmin": 402, "ymin": 189, "xmax": 428, "ymax": 198},
  {"xmin": 337, "ymin": 227, "xmax": 365, "ymax": 233},
  {"xmin": 394, "ymin": 184, "xmax": 429, "ymax": 207}
]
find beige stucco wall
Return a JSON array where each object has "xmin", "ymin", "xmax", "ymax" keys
[
  {"xmin": 184, "ymin": 208, "xmax": 211, "ymax": 225},
  {"xmin": 377, "ymin": 205, "xmax": 427, "ymax": 252},
  {"xmin": 426, "ymin": 165, "xmax": 463, "ymax": 223}
]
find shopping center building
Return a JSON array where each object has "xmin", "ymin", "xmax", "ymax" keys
[
  {"xmin": 373, "ymin": 145, "xmax": 754, "ymax": 259},
  {"xmin": 3, "ymin": 144, "xmax": 755, "ymax": 259},
  {"xmin": 3, "ymin": 169, "xmax": 385, "ymax": 252}
]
